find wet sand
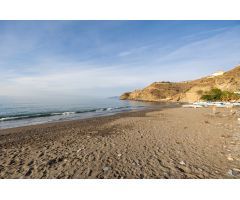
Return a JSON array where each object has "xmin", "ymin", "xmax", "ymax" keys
[{"xmin": 0, "ymin": 107, "xmax": 240, "ymax": 178}]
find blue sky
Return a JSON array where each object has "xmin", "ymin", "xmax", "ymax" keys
[{"xmin": 0, "ymin": 21, "xmax": 240, "ymax": 98}]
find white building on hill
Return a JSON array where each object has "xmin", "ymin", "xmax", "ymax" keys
[{"xmin": 211, "ymin": 71, "xmax": 224, "ymax": 77}]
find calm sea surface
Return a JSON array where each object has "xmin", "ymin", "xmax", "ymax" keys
[{"xmin": 0, "ymin": 97, "xmax": 172, "ymax": 129}]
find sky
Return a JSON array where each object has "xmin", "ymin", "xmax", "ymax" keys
[{"xmin": 0, "ymin": 20, "xmax": 240, "ymax": 99}]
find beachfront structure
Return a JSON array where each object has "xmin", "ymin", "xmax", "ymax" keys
[
  {"xmin": 211, "ymin": 71, "xmax": 224, "ymax": 77},
  {"xmin": 183, "ymin": 101, "xmax": 240, "ymax": 108}
]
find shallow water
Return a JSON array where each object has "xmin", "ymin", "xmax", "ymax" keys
[{"xmin": 0, "ymin": 97, "xmax": 167, "ymax": 129}]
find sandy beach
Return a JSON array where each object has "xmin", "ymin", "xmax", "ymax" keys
[{"xmin": 0, "ymin": 107, "xmax": 240, "ymax": 179}]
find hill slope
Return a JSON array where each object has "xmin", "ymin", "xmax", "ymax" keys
[{"xmin": 120, "ymin": 66, "xmax": 240, "ymax": 102}]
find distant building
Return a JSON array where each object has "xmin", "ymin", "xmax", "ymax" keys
[{"xmin": 211, "ymin": 71, "xmax": 224, "ymax": 77}]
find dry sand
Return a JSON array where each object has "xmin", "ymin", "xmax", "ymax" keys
[{"xmin": 0, "ymin": 107, "xmax": 240, "ymax": 179}]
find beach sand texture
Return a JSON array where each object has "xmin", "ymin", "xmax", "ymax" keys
[{"xmin": 0, "ymin": 107, "xmax": 240, "ymax": 178}]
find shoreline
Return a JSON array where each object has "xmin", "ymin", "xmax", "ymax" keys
[
  {"xmin": 0, "ymin": 107, "xmax": 157, "ymax": 132},
  {"xmin": 1, "ymin": 106, "xmax": 240, "ymax": 178},
  {"xmin": 0, "ymin": 101, "xmax": 180, "ymax": 131},
  {"xmin": 0, "ymin": 107, "xmax": 154, "ymax": 133}
]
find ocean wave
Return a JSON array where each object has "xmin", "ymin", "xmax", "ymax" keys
[
  {"xmin": 0, "ymin": 112, "xmax": 62, "ymax": 121},
  {"xmin": 62, "ymin": 112, "xmax": 76, "ymax": 115},
  {"xmin": 0, "ymin": 105, "xmax": 135, "ymax": 122}
]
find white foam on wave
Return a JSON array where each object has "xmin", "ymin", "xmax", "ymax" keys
[
  {"xmin": 62, "ymin": 112, "xmax": 76, "ymax": 115},
  {"xmin": 0, "ymin": 116, "xmax": 19, "ymax": 121}
]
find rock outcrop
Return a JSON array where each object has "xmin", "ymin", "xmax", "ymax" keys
[{"xmin": 120, "ymin": 65, "xmax": 240, "ymax": 103}]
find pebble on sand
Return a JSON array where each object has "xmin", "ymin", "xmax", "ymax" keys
[
  {"xmin": 228, "ymin": 168, "xmax": 240, "ymax": 176},
  {"xmin": 232, "ymin": 168, "xmax": 240, "ymax": 176},
  {"xmin": 103, "ymin": 167, "xmax": 110, "ymax": 172},
  {"xmin": 227, "ymin": 155, "xmax": 234, "ymax": 161},
  {"xmin": 179, "ymin": 161, "xmax": 186, "ymax": 165}
]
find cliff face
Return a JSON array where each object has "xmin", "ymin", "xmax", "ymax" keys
[{"xmin": 120, "ymin": 66, "xmax": 240, "ymax": 103}]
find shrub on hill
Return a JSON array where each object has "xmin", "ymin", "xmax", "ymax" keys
[{"xmin": 201, "ymin": 88, "xmax": 240, "ymax": 101}]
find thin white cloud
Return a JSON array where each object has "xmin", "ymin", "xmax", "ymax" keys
[
  {"xmin": 0, "ymin": 63, "xmax": 151, "ymax": 97},
  {"xmin": 118, "ymin": 51, "xmax": 133, "ymax": 57},
  {"xmin": 182, "ymin": 27, "xmax": 229, "ymax": 40},
  {"xmin": 1, "ymin": 23, "xmax": 240, "ymax": 99}
]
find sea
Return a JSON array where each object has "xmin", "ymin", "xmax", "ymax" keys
[{"xmin": 0, "ymin": 96, "xmax": 171, "ymax": 129}]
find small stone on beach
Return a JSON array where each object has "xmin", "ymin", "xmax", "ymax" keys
[
  {"xmin": 232, "ymin": 168, "xmax": 240, "ymax": 176},
  {"xmin": 103, "ymin": 167, "xmax": 110, "ymax": 172},
  {"xmin": 227, "ymin": 155, "xmax": 234, "ymax": 161},
  {"xmin": 228, "ymin": 168, "xmax": 240, "ymax": 176},
  {"xmin": 179, "ymin": 161, "xmax": 185, "ymax": 165}
]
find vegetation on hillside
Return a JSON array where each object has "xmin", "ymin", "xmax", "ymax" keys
[
  {"xmin": 119, "ymin": 92, "xmax": 131, "ymax": 100},
  {"xmin": 120, "ymin": 66, "xmax": 240, "ymax": 102},
  {"xmin": 201, "ymin": 88, "xmax": 240, "ymax": 101}
]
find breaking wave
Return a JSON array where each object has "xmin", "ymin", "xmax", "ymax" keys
[{"xmin": 0, "ymin": 106, "xmax": 136, "ymax": 122}]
